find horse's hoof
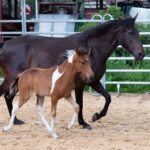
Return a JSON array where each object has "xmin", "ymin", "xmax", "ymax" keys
[
  {"xmin": 3, "ymin": 126, "xmax": 10, "ymax": 132},
  {"xmin": 52, "ymin": 133, "xmax": 58, "ymax": 139},
  {"xmin": 92, "ymin": 112, "xmax": 99, "ymax": 122},
  {"xmin": 14, "ymin": 118, "xmax": 25, "ymax": 125},
  {"xmin": 66, "ymin": 124, "xmax": 72, "ymax": 130},
  {"xmin": 83, "ymin": 123, "xmax": 92, "ymax": 130}
]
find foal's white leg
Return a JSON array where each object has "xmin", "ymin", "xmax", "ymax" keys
[
  {"xmin": 50, "ymin": 98, "xmax": 59, "ymax": 138},
  {"xmin": 67, "ymin": 112, "xmax": 78, "ymax": 129},
  {"xmin": 51, "ymin": 116, "xmax": 55, "ymax": 131},
  {"xmin": 3, "ymin": 101, "xmax": 19, "ymax": 131},
  {"xmin": 66, "ymin": 95, "xmax": 79, "ymax": 129},
  {"xmin": 36, "ymin": 105, "xmax": 58, "ymax": 139}
]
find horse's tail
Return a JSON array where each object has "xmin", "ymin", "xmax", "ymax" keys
[
  {"xmin": 0, "ymin": 41, "xmax": 4, "ymax": 48},
  {"xmin": 0, "ymin": 47, "xmax": 8, "ymax": 96},
  {"xmin": 7, "ymin": 77, "xmax": 19, "ymax": 99}
]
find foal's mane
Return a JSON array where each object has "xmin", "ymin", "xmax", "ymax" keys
[
  {"xmin": 57, "ymin": 47, "xmax": 90, "ymax": 65},
  {"xmin": 57, "ymin": 50, "xmax": 75, "ymax": 65},
  {"xmin": 78, "ymin": 17, "xmax": 135, "ymax": 41}
]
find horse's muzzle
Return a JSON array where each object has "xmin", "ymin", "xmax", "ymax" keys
[{"xmin": 135, "ymin": 52, "xmax": 145, "ymax": 61}]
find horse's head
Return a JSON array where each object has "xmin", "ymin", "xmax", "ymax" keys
[
  {"xmin": 116, "ymin": 16, "xmax": 145, "ymax": 60},
  {"xmin": 73, "ymin": 47, "xmax": 94, "ymax": 82}
]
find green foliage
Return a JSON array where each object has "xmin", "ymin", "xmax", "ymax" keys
[
  {"xmin": 136, "ymin": 23, "xmax": 150, "ymax": 56},
  {"xmin": 77, "ymin": 5, "xmax": 124, "ymax": 32},
  {"xmin": 77, "ymin": 22, "xmax": 99, "ymax": 32},
  {"xmin": 136, "ymin": 23, "xmax": 150, "ymax": 32},
  {"xmin": 106, "ymin": 59, "xmax": 150, "ymax": 93},
  {"xmin": 102, "ymin": 5, "xmax": 124, "ymax": 19}
]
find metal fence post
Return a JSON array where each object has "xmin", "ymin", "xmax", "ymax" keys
[
  {"xmin": 21, "ymin": 0, "xmax": 27, "ymax": 35},
  {"xmin": 35, "ymin": 0, "xmax": 39, "ymax": 19}
]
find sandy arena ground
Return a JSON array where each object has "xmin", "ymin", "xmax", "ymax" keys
[{"xmin": 0, "ymin": 92, "xmax": 150, "ymax": 150}]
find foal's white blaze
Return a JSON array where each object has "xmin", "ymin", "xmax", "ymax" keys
[
  {"xmin": 51, "ymin": 67, "xmax": 63, "ymax": 94},
  {"xmin": 66, "ymin": 50, "xmax": 75, "ymax": 64}
]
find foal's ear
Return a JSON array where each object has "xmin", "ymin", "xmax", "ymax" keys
[
  {"xmin": 76, "ymin": 47, "xmax": 91, "ymax": 56},
  {"xmin": 76, "ymin": 48, "xmax": 81, "ymax": 56},
  {"xmin": 88, "ymin": 48, "xmax": 91, "ymax": 55}
]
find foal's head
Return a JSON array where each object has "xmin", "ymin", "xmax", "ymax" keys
[{"xmin": 70, "ymin": 47, "xmax": 94, "ymax": 82}]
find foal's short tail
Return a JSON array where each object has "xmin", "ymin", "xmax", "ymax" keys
[{"xmin": 8, "ymin": 77, "xmax": 19, "ymax": 99}]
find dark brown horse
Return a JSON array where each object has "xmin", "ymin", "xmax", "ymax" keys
[{"xmin": 0, "ymin": 17, "xmax": 144, "ymax": 130}]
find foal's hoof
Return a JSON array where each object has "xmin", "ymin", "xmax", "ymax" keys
[
  {"xmin": 66, "ymin": 124, "xmax": 72, "ymax": 130},
  {"xmin": 92, "ymin": 112, "xmax": 100, "ymax": 122},
  {"xmin": 52, "ymin": 133, "xmax": 58, "ymax": 139},
  {"xmin": 3, "ymin": 126, "xmax": 10, "ymax": 132},
  {"xmin": 14, "ymin": 118, "xmax": 25, "ymax": 125},
  {"xmin": 83, "ymin": 123, "xmax": 92, "ymax": 130}
]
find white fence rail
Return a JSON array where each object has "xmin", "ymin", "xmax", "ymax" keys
[{"xmin": 0, "ymin": 0, "xmax": 150, "ymax": 93}]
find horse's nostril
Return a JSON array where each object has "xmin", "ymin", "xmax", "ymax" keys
[
  {"xmin": 139, "ymin": 52, "xmax": 143, "ymax": 58},
  {"xmin": 139, "ymin": 52, "xmax": 145, "ymax": 59},
  {"xmin": 90, "ymin": 75, "xmax": 94, "ymax": 81}
]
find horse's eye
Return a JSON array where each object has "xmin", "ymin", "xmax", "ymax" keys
[
  {"xmin": 81, "ymin": 62, "xmax": 85, "ymax": 65},
  {"xmin": 128, "ymin": 29, "xmax": 133, "ymax": 35}
]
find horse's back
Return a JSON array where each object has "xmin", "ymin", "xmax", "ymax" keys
[
  {"xmin": 3, "ymin": 35, "xmax": 58, "ymax": 49},
  {"xmin": 1, "ymin": 35, "xmax": 69, "ymax": 69}
]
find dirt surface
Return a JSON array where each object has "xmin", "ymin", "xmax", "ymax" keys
[{"xmin": 0, "ymin": 92, "xmax": 150, "ymax": 150}]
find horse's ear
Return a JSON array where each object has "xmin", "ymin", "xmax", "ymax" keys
[
  {"xmin": 88, "ymin": 48, "xmax": 91, "ymax": 55},
  {"xmin": 133, "ymin": 13, "xmax": 138, "ymax": 21}
]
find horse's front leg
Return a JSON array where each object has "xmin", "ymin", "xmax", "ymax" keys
[
  {"xmin": 75, "ymin": 84, "xmax": 92, "ymax": 130},
  {"xmin": 90, "ymin": 81, "xmax": 111, "ymax": 122}
]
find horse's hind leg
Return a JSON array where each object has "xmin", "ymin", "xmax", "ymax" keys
[
  {"xmin": 2, "ymin": 75, "xmax": 24, "ymax": 125},
  {"xmin": 90, "ymin": 81, "xmax": 111, "ymax": 122},
  {"xmin": 3, "ymin": 100, "xmax": 19, "ymax": 131},
  {"xmin": 3, "ymin": 92, "xmax": 30, "ymax": 131},
  {"xmin": 66, "ymin": 95, "xmax": 79, "ymax": 129},
  {"xmin": 36, "ymin": 95, "xmax": 57, "ymax": 139},
  {"xmin": 4, "ymin": 91, "xmax": 25, "ymax": 125}
]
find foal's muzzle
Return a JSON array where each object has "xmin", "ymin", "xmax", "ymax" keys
[{"xmin": 86, "ymin": 74, "xmax": 94, "ymax": 83}]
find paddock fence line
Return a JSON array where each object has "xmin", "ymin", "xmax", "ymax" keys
[{"xmin": 0, "ymin": 0, "xmax": 150, "ymax": 94}]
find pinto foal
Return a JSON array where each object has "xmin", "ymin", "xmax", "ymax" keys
[{"xmin": 3, "ymin": 48, "xmax": 94, "ymax": 139}]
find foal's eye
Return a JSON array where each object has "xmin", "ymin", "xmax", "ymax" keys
[{"xmin": 81, "ymin": 62, "xmax": 85, "ymax": 65}]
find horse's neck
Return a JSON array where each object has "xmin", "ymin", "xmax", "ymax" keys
[
  {"xmin": 95, "ymin": 31, "xmax": 119, "ymax": 59},
  {"xmin": 90, "ymin": 31, "xmax": 119, "ymax": 75}
]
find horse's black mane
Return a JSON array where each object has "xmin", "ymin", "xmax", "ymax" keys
[{"xmin": 78, "ymin": 17, "xmax": 135, "ymax": 41}]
